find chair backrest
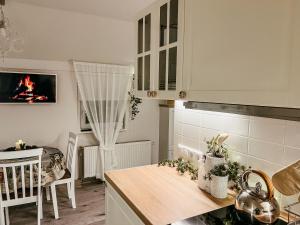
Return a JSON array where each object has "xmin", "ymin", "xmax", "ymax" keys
[
  {"xmin": 0, "ymin": 148, "xmax": 43, "ymax": 206},
  {"xmin": 66, "ymin": 132, "xmax": 79, "ymax": 178}
]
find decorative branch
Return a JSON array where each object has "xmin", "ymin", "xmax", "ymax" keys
[{"xmin": 128, "ymin": 90, "xmax": 142, "ymax": 120}]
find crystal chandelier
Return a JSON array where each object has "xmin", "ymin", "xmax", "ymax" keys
[{"xmin": 0, "ymin": 0, "xmax": 24, "ymax": 60}]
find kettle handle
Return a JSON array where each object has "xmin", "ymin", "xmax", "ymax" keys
[{"xmin": 240, "ymin": 169, "xmax": 274, "ymax": 200}]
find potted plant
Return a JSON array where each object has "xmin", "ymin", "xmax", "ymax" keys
[
  {"xmin": 209, "ymin": 163, "xmax": 229, "ymax": 199},
  {"xmin": 208, "ymin": 161, "xmax": 247, "ymax": 198},
  {"xmin": 198, "ymin": 133, "xmax": 229, "ymax": 192}
]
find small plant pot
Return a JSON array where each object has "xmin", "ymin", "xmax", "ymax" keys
[
  {"xmin": 210, "ymin": 175, "xmax": 229, "ymax": 199},
  {"xmin": 205, "ymin": 154, "xmax": 226, "ymax": 171}
]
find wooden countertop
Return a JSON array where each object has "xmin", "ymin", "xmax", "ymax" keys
[{"xmin": 105, "ymin": 164, "xmax": 235, "ymax": 225}]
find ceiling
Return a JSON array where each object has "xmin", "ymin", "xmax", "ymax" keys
[{"xmin": 10, "ymin": 0, "xmax": 157, "ymax": 21}]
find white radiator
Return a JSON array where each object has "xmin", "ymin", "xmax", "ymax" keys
[{"xmin": 79, "ymin": 140, "xmax": 152, "ymax": 179}]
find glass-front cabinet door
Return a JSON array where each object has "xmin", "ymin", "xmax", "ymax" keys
[
  {"xmin": 136, "ymin": 11, "xmax": 153, "ymax": 97},
  {"xmin": 135, "ymin": 0, "xmax": 184, "ymax": 99},
  {"xmin": 156, "ymin": 0, "xmax": 184, "ymax": 99}
]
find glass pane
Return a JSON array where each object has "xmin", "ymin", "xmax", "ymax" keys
[
  {"xmin": 145, "ymin": 14, "xmax": 151, "ymax": 52},
  {"xmin": 160, "ymin": 3, "xmax": 168, "ymax": 47},
  {"xmin": 137, "ymin": 57, "xmax": 143, "ymax": 90},
  {"xmin": 169, "ymin": 0, "xmax": 178, "ymax": 44},
  {"xmin": 168, "ymin": 47, "xmax": 177, "ymax": 90},
  {"xmin": 144, "ymin": 55, "xmax": 150, "ymax": 91},
  {"xmin": 159, "ymin": 50, "xmax": 167, "ymax": 90},
  {"xmin": 138, "ymin": 18, "xmax": 143, "ymax": 54}
]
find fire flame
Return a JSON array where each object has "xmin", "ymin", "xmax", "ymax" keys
[{"xmin": 12, "ymin": 75, "xmax": 48, "ymax": 103}]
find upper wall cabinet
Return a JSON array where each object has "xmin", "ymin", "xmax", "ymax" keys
[
  {"xmin": 182, "ymin": 0, "xmax": 300, "ymax": 107},
  {"xmin": 135, "ymin": 0, "xmax": 185, "ymax": 99},
  {"xmin": 136, "ymin": 10, "xmax": 154, "ymax": 98},
  {"xmin": 136, "ymin": 0, "xmax": 300, "ymax": 108}
]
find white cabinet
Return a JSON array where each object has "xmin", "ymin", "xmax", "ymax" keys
[
  {"xmin": 135, "ymin": 0, "xmax": 185, "ymax": 100},
  {"xmin": 106, "ymin": 183, "xmax": 144, "ymax": 225},
  {"xmin": 136, "ymin": 0, "xmax": 300, "ymax": 107},
  {"xmin": 182, "ymin": 0, "xmax": 299, "ymax": 107}
]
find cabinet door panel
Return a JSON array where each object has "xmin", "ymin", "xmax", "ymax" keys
[
  {"xmin": 160, "ymin": 3, "xmax": 168, "ymax": 47},
  {"xmin": 144, "ymin": 55, "xmax": 151, "ymax": 91},
  {"xmin": 137, "ymin": 57, "xmax": 143, "ymax": 91},
  {"xmin": 168, "ymin": 47, "xmax": 177, "ymax": 90},
  {"xmin": 159, "ymin": 50, "xmax": 167, "ymax": 90},
  {"xmin": 185, "ymin": 0, "xmax": 292, "ymax": 92},
  {"xmin": 145, "ymin": 14, "xmax": 151, "ymax": 52},
  {"xmin": 138, "ymin": 18, "xmax": 143, "ymax": 54},
  {"xmin": 169, "ymin": 0, "xmax": 178, "ymax": 44}
]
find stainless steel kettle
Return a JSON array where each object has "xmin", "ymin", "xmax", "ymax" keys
[{"xmin": 235, "ymin": 170, "xmax": 280, "ymax": 224}]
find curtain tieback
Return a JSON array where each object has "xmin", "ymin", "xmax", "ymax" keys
[{"xmin": 99, "ymin": 146, "xmax": 115, "ymax": 152}]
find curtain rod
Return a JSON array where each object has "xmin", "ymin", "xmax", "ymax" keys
[{"xmin": 70, "ymin": 59, "xmax": 133, "ymax": 67}]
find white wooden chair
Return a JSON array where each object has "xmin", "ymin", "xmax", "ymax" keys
[
  {"xmin": 46, "ymin": 132, "xmax": 78, "ymax": 219},
  {"xmin": 0, "ymin": 148, "xmax": 43, "ymax": 225}
]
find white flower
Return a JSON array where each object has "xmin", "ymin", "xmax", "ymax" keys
[{"xmin": 216, "ymin": 133, "xmax": 229, "ymax": 145}]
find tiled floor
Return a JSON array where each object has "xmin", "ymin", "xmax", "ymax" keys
[{"xmin": 9, "ymin": 182, "xmax": 105, "ymax": 225}]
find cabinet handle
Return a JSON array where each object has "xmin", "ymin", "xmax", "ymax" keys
[
  {"xmin": 147, "ymin": 91, "xmax": 152, "ymax": 97},
  {"xmin": 179, "ymin": 91, "xmax": 187, "ymax": 99},
  {"xmin": 151, "ymin": 91, "xmax": 157, "ymax": 98}
]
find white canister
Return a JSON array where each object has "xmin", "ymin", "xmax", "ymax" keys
[
  {"xmin": 198, "ymin": 157, "xmax": 210, "ymax": 192},
  {"xmin": 205, "ymin": 154, "xmax": 226, "ymax": 171},
  {"xmin": 210, "ymin": 175, "xmax": 229, "ymax": 199}
]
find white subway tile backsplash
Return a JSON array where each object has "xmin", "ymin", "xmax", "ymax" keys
[
  {"xmin": 226, "ymin": 134, "xmax": 248, "ymax": 154},
  {"xmin": 174, "ymin": 109, "xmax": 184, "ymax": 123},
  {"xmin": 181, "ymin": 136, "xmax": 200, "ymax": 151},
  {"xmin": 248, "ymin": 139, "xmax": 284, "ymax": 164},
  {"xmin": 202, "ymin": 113, "xmax": 224, "ymax": 130},
  {"xmin": 173, "ymin": 101, "xmax": 300, "ymax": 207},
  {"xmin": 174, "ymin": 100, "xmax": 185, "ymax": 110},
  {"xmin": 174, "ymin": 122, "xmax": 182, "ymax": 135},
  {"xmin": 181, "ymin": 110, "xmax": 202, "ymax": 126},
  {"xmin": 247, "ymin": 156, "xmax": 281, "ymax": 177},
  {"xmin": 249, "ymin": 118, "xmax": 285, "ymax": 144},
  {"xmin": 228, "ymin": 151, "xmax": 248, "ymax": 166},
  {"xmin": 223, "ymin": 116, "xmax": 249, "ymax": 136},
  {"xmin": 182, "ymin": 124, "xmax": 200, "ymax": 139},
  {"xmin": 283, "ymin": 146, "xmax": 300, "ymax": 166},
  {"xmin": 285, "ymin": 121, "xmax": 300, "ymax": 148}
]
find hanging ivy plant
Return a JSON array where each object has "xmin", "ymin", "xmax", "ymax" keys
[
  {"xmin": 158, "ymin": 158, "xmax": 198, "ymax": 180},
  {"xmin": 128, "ymin": 90, "xmax": 142, "ymax": 120}
]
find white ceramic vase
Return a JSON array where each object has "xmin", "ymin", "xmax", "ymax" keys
[
  {"xmin": 210, "ymin": 175, "xmax": 229, "ymax": 199},
  {"xmin": 198, "ymin": 154, "xmax": 226, "ymax": 192}
]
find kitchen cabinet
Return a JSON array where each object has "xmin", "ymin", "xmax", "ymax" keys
[
  {"xmin": 135, "ymin": 0, "xmax": 185, "ymax": 99},
  {"xmin": 183, "ymin": 0, "xmax": 300, "ymax": 107},
  {"xmin": 136, "ymin": 0, "xmax": 300, "ymax": 108}
]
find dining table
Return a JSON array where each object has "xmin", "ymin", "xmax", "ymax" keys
[{"xmin": 0, "ymin": 146, "xmax": 66, "ymax": 193}]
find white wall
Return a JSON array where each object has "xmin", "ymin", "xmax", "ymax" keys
[
  {"xmin": 174, "ymin": 101, "xmax": 300, "ymax": 207},
  {"xmin": 5, "ymin": 1, "xmax": 135, "ymax": 63},
  {"xmin": 0, "ymin": 2, "xmax": 160, "ymax": 163},
  {"xmin": 0, "ymin": 58, "xmax": 160, "ymax": 163}
]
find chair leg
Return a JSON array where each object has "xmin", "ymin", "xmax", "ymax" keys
[
  {"xmin": 46, "ymin": 186, "xmax": 51, "ymax": 201},
  {"xmin": 51, "ymin": 184, "xmax": 59, "ymax": 219},
  {"xmin": 37, "ymin": 189, "xmax": 41, "ymax": 225},
  {"xmin": 67, "ymin": 183, "xmax": 71, "ymax": 199},
  {"xmin": 0, "ymin": 207, "xmax": 5, "ymax": 225},
  {"xmin": 40, "ymin": 190, "xmax": 44, "ymax": 220},
  {"xmin": 5, "ymin": 207, "xmax": 9, "ymax": 225},
  {"xmin": 71, "ymin": 181, "xmax": 76, "ymax": 209}
]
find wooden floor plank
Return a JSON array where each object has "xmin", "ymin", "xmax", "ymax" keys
[{"xmin": 9, "ymin": 182, "xmax": 106, "ymax": 225}]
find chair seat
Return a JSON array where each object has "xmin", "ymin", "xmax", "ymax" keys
[{"xmin": 50, "ymin": 169, "xmax": 72, "ymax": 186}]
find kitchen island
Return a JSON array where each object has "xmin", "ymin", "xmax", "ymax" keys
[{"xmin": 104, "ymin": 165, "xmax": 235, "ymax": 225}]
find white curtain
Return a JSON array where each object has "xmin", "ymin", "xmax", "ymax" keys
[{"xmin": 74, "ymin": 62, "xmax": 132, "ymax": 180}]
